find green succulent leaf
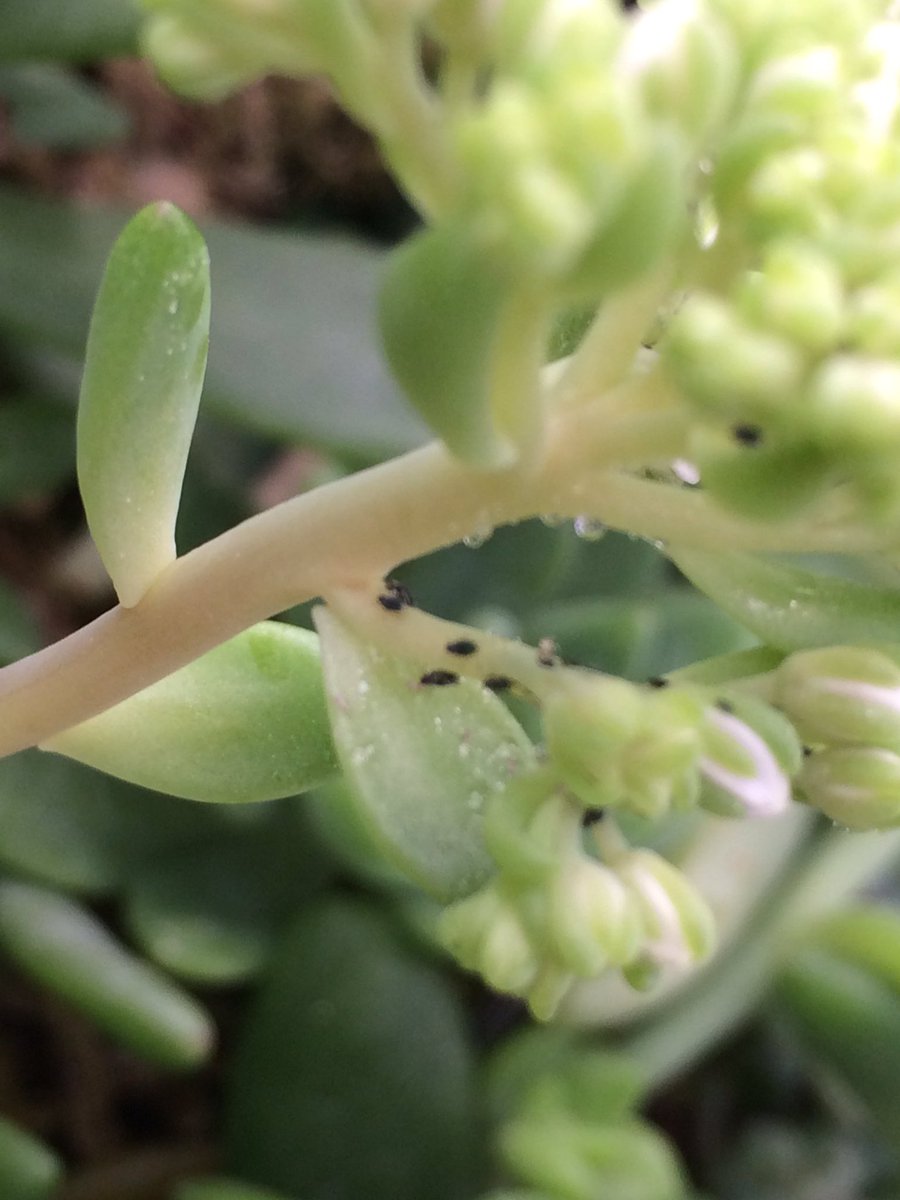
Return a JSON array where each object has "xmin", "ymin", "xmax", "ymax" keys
[
  {"xmin": 226, "ymin": 898, "xmax": 481, "ymax": 1200},
  {"xmin": 0, "ymin": 1115, "xmax": 62, "ymax": 1200},
  {"xmin": 124, "ymin": 806, "xmax": 333, "ymax": 984},
  {"xmin": 0, "ymin": 880, "xmax": 214, "ymax": 1068},
  {"xmin": 314, "ymin": 606, "xmax": 536, "ymax": 901},
  {"xmin": 671, "ymin": 549, "xmax": 900, "ymax": 652},
  {"xmin": 0, "ymin": 0, "xmax": 140, "ymax": 62},
  {"xmin": 77, "ymin": 201, "xmax": 210, "ymax": 606},
  {"xmin": 0, "ymin": 65, "xmax": 129, "ymax": 149},
  {"xmin": 43, "ymin": 622, "xmax": 338, "ymax": 804},
  {"xmin": 775, "ymin": 946, "xmax": 900, "ymax": 1143},
  {"xmin": 379, "ymin": 224, "xmax": 516, "ymax": 467}
]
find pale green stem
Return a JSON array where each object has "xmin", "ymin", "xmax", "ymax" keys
[
  {"xmin": 623, "ymin": 827, "xmax": 900, "ymax": 1090},
  {"xmin": 489, "ymin": 288, "xmax": 553, "ymax": 465},
  {"xmin": 359, "ymin": 18, "xmax": 460, "ymax": 219},
  {"xmin": 0, "ymin": 397, "xmax": 889, "ymax": 759},
  {"xmin": 550, "ymin": 267, "xmax": 674, "ymax": 411}
]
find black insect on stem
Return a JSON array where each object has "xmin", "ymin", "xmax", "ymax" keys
[
  {"xmin": 484, "ymin": 675, "xmax": 513, "ymax": 692},
  {"xmin": 446, "ymin": 639, "xmax": 478, "ymax": 656},
  {"xmin": 581, "ymin": 807, "xmax": 606, "ymax": 827},
  {"xmin": 420, "ymin": 669, "xmax": 460, "ymax": 686},
  {"xmin": 378, "ymin": 577, "xmax": 414, "ymax": 611}
]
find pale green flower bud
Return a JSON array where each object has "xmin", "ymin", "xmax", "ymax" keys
[
  {"xmin": 440, "ymin": 883, "xmax": 540, "ymax": 993},
  {"xmin": 482, "ymin": 777, "xmax": 573, "ymax": 884},
  {"xmin": 736, "ymin": 239, "xmax": 844, "ymax": 354},
  {"xmin": 525, "ymin": 963, "xmax": 576, "ymax": 1022},
  {"xmin": 544, "ymin": 679, "xmax": 646, "ymax": 808},
  {"xmin": 618, "ymin": 0, "xmax": 738, "ymax": 145},
  {"xmin": 749, "ymin": 45, "xmax": 844, "ymax": 122},
  {"xmin": 501, "ymin": 1114, "xmax": 687, "ymax": 1200},
  {"xmin": 846, "ymin": 276, "xmax": 900, "ymax": 356},
  {"xmin": 618, "ymin": 850, "xmax": 716, "ymax": 971},
  {"xmin": 547, "ymin": 855, "xmax": 643, "ymax": 976},
  {"xmin": 775, "ymin": 645, "xmax": 900, "ymax": 752},
  {"xmin": 799, "ymin": 745, "xmax": 900, "ymax": 829},
  {"xmin": 664, "ymin": 295, "xmax": 805, "ymax": 416},
  {"xmin": 494, "ymin": 0, "xmax": 621, "ymax": 75},
  {"xmin": 746, "ymin": 147, "xmax": 833, "ymax": 244},
  {"xmin": 807, "ymin": 356, "xmax": 900, "ymax": 454},
  {"xmin": 141, "ymin": 14, "xmax": 268, "ymax": 99},
  {"xmin": 698, "ymin": 695, "xmax": 800, "ymax": 817}
]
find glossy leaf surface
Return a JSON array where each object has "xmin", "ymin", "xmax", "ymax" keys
[
  {"xmin": 0, "ymin": 881, "xmax": 213, "ymax": 1068},
  {"xmin": 44, "ymin": 622, "xmax": 338, "ymax": 804},
  {"xmin": 77, "ymin": 201, "xmax": 210, "ymax": 606},
  {"xmin": 226, "ymin": 899, "xmax": 481, "ymax": 1200},
  {"xmin": 0, "ymin": 187, "xmax": 426, "ymax": 457},
  {"xmin": 379, "ymin": 225, "xmax": 512, "ymax": 466},
  {"xmin": 671, "ymin": 549, "xmax": 900, "ymax": 652},
  {"xmin": 315, "ymin": 606, "xmax": 536, "ymax": 900}
]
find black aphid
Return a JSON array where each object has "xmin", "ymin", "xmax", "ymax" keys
[
  {"xmin": 446, "ymin": 639, "xmax": 478, "ymax": 656},
  {"xmin": 420, "ymin": 669, "xmax": 460, "ymax": 686}
]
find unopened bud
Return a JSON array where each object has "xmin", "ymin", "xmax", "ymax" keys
[
  {"xmin": 547, "ymin": 855, "xmax": 642, "ymax": 976},
  {"xmin": 440, "ymin": 883, "xmax": 539, "ymax": 993},
  {"xmin": 698, "ymin": 694, "xmax": 800, "ymax": 817},
  {"xmin": 618, "ymin": 850, "xmax": 716, "ymax": 971},
  {"xmin": 774, "ymin": 645, "xmax": 900, "ymax": 752},
  {"xmin": 544, "ymin": 679, "xmax": 645, "ymax": 808},
  {"xmin": 799, "ymin": 745, "xmax": 900, "ymax": 829}
]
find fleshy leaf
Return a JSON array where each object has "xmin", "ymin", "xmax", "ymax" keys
[
  {"xmin": 314, "ymin": 606, "xmax": 536, "ymax": 901},
  {"xmin": 225, "ymin": 898, "xmax": 481, "ymax": 1200},
  {"xmin": 123, "ymin": 807, "xmax": 332, "ymax": 984},
  {"xmin": 43, "ymin": 622, "xmax": 338, "ymax": 803},
  {"xmin": 77, "ymin": 201, "xmax": 210, "ymax": 606},
  {"xmin": 0, "ymin": 880, "xmax": 213, "ymax": 1068},
  {"xmin": 379, "ymin": 225, "xmax": 515, "ymax": 467},
  {"xmin": 671, "ymin": 549, "xmax": 900, "ymax": 652}
]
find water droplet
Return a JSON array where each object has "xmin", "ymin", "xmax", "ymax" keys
[
  {"xmin": 357, "ymin": 680, "xmax": 370, "ymax": 697},
  {"xmin": 168, "ymin": 298, "xmax": 179, "ymax": 315},
  {"xmin": 458, "ymin": 743, "xmax": 471, "ymax": 759},
  {"xmin": 574, "ymin": 515, "xmax": 608, "ymax": 541},
  {"xmin": 540, "ymin": 513, "xmax": 565, "ymax": 528},
  {"xmin": 467, "ymin": 791, "xmax": 483, "ymax": 811},
  {"xmin": 463, "ymin": 523, "xmax": 493, "ymax": 549}
]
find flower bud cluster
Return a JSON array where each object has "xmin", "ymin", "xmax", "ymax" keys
[
  {"xmin": 775, "ymin": 644, "xmax": 900, "ymax": 828},
  {"xmin": 439, "ymin": 770, "xmax": 716, "ymax": 1018},
  {"xmin": 496, "ymin": 1050, "xmax": 687, "ymax": 1200},
  {"xmin": 449, "ymin": 0, "xmax": 741, "ymax": 291},
  {"xmin": 543, "ymin": 677, "xmax": 800, "ymax": 823},
  {"xmin": 662, "ymin": 2, "xmax": 900, "ymax": 520}
]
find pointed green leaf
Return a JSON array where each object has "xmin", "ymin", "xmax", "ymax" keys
[
  {"xmin": 226, "ymin": 898, "xmax": 481, "ymax": 1200},
  {"xmin": 379, "ymin": 225, "xmax": 514, "ymax": 467},
  {"xmin": 0, "ymin": 880, "xmax": 213, "ymax": 1068},
  {"xmin": 0, "ymin": 1116, "xmax": 62, "ymax": 1200},
  {"xmin": 43, "ymin": 621, "xmax": 338, "ymax": 803},
  {"xmin": 776, "ymin": 947, "xmax": 900, "ymax": 1142},
  {"xmin": 124, "ymin": 808, "xmax": 333, "ymax": 984},
  {"xmin": 671, "ymin": 549, "xmax": 900, "ymax": 652},
  {"xmin": 77, "ymin": 201, "xmax": 210, "ymax": 606},
  {"xmin": 314, "ymin": 607, "xmax": 536, "ymax": 901}
]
